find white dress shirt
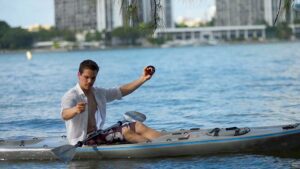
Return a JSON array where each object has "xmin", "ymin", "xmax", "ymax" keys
[{"xmin": 61, "ymin": 83, "xmax": 122, "ymax": 145}]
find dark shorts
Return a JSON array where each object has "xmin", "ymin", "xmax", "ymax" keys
[{"xmin": 86, "ymin": 122, "xmax": 136, "ymax": 145}]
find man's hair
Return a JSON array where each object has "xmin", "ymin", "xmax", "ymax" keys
[{"xmin": 79, "ymin": 59, "xmax": 99, "ymax": 74}]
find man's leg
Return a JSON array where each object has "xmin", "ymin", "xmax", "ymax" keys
[
  {"xmin": 134, "ymin": 121, "xmax": 161, "ymax": 140},
  {"xmin": 122, "ymin": 127, "xmax": 149, "ymax": 143},
  {"xmin": 122, "ymin": 122, "xmax": 161, "ymax": 143}
]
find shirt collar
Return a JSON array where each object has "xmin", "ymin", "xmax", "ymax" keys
[
  {"xmin": 76, "ymin": 83, "xmax": 85, "ymax": 96},
  {"xmin": 76, "ymin": 83, "xmax": 95, "ymax": 96}
]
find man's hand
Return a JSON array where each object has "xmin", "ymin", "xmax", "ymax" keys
[
  {"xmin": 142, "ymin": 65, "xmax": 155, "ymax": 81},
  {"xmin": 120, "ymin": 65, "xmax": 156, "ymax": 97},
  {"xmin": 75, "ymin": 102, "xmax": 86, "ymax": 114},
  {"xmin": 62, "ymin": 101, "xmax": 86, "ymax": 120}
]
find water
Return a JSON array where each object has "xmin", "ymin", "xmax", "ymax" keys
[{"xmin": 1, "ymin": 42, "xmax": 300, "ymax": 168}]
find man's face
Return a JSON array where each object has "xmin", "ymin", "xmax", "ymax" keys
[{"xmin": 78, "ymin": 68, "xmax": 98, "ymax": 91}]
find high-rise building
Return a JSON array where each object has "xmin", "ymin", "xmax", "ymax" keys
[
  {"xmin": 264, "ymin": 0, "xmax": 290, "ymax": 25},
  {"xmin": 97, "ymin": 0, "xmax": 123, "ymax": 31},
  {"xmin": 55, "ymin": 0, "xmax": 97, "ymax": 31},
  {"xmin": 120, "ymin": 0, "xmax": 173, "ymax": 28},
  {"xmin": 159, "ymin": 0, "xmax": 173, "ymax": 28},
  {"xmin": 215, "ymin": 0, "xmax": 265, "ymax": 26},
  {"xmin": 55, "ymin": 0, "xmax": 173, "ymax": 31},
  {"xmin": 216, "ymin": 0, "xmax": 300, "ymax": 26}
]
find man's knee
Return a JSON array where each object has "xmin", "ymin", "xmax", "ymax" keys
[{"xmin": 135, "ymin": 121, "xmax": 148, "ymax": 133}]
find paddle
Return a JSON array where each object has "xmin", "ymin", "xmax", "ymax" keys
[{"xmin": 52, "ymin": 111, "xmax": 146, "ymax": 162}]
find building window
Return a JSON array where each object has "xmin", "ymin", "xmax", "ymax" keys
[
  {"xmin": 257, "ymin": 31, "xmax": 262, "ymax": 37},
  {"xmin": 185, "ymin": 32, "xmax": 191, "ymax": 39},
  {"xmin": 195, "ymin": 32, "xmax": 200, "ymax": 39},
  {"xmin": 176, "ymin": 33, "xmax": 182, "ymax": 40},
  {"xmin": 203, "ymin": 34, "xmax": 209, "ymax": 40},
  {"xmin": 239, "ymin": 31, "xmax": 244, "ymax": 38},
  {"xmin": 248, "ymin": 31, "xmax": 254, "ymax": 38}
]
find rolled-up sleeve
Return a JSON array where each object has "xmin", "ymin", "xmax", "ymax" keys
[
  {"xmin": 61, "ymin": 91, "xmax": 77, "ymax": 115},
  {"xmin": 105, "ymin": 87, "xmax": 122, "ymax": 102}
]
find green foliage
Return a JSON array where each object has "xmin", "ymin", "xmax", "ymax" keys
[
  {"xmin": 266, "ymin": 22, "xmax": 293, "ymax": 40},
  {"xmin": 112, "ymin": 26, "xmax": 140, "ymax": 45},
  {"xmin": 175, "ymin": 23, "xmax": 188, "ymax": 28},
  {"xmin": 31, "ymin": 27, "xmax": 76, "ymax": 42},
  {"xmin": 85, "ymin": 31, "xmax": 102, "ymax": 42},
  {"xmin": 275, "ymin": 22, "xmax": 293, "ymax": 39},
  {"xmin": 284, "ymin": 0, "xmax": 292, "ymax": 12},
  {"xmin": 147, "ymin": 37, "xmax": 165, "ymax": 45},
  {"xmin": 266, "ymin": 26, "xmax": 276, "ymax": 38},
  {"xmin": 0, "ymin": 20, "xmax": 78, "ymax": 50},
  {"xmin": 62, "ymin": 30, "xmax": 76, "ymax": 42},
  {"xmin": 294, "ymin": 19, "xmax": 300, "ymax": 24},
  {"xmin": 138, "ymin": 23, "xmax": 155, "ymax": 35},
  {"xmin": 122, "ymin": 2, "xmax": 139, "ymax": 27},
  {"xmin": 121, "ymin": 0, "xmax": 161, "ymax": 30},
  {"xmin": 0, "ymin": 21, "xmax": 10, "ymax": 39},
  {"xmin": 0, "ymin": 21, "xmax": 34, "ymax": 49},
  {"xmin": 205, "ymin": 18, "xmax": 215, "ymax": 27},
  {"xmin": 0, "ymin": 27, "xmax": 34, "ymax": 49},
  {"xmin": 112, "ymin": 23, "xmax": 154, "ymax": 45},
  {"xmin": 52, "ymin": 41, "xmax": 60, "ymax": 49}
]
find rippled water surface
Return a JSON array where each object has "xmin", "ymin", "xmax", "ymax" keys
[{"xmin": 1, "ymin": 42, "xmax": 300, "ymax": 168}]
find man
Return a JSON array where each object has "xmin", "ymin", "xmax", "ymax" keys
[{"xmin": 61, "ymin": 59, "xmax": 161, "ymax": 145}]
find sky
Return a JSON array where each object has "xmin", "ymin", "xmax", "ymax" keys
[
  {"xmin": 0, "ymin": 0, "xmax": 215, "ymax": 28},
  {"xmin": 173, "ymin": 0, "xmax": 215, "ymax": 21}
]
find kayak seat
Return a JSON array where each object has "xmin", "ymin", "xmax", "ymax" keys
[{"xmin": 207, "ymin": 127, "xmax": 251, "ymax": 137}]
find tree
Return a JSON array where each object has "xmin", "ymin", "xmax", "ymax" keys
[
  {"xmin": 62, "ymin": 30, "xmax": 76, "ymax": 42},
  {"xmin": 0, "ymin": 21, "xmax": 10, "ymax": 39},
  {"xmin": 275, "ymin": 22, "xmax": 293, "ymax": 39},
  {"xmin": 31, "ymin": 27, "xmax": 58, "ymax": 41},
  {"xmin": 31, "ymin": 27, "xmax": 76, "ymax": 42},
  {"xmin": 112, "ymin": 26, "xmax": 140, "ymax": 45},
  {"xmin": 112, "ymin": 23, "xmax": 155, "ymax": 45},
  {"xmin": 85, "ymin": 31, "xmax": 102, "ymax": 42},
  {"xmin": 120, "ymin": 0, "xmax": 293, "ymax": 32},
  {"xmin": 206, "ymin": 18, "xmax": 215, "ymax": 27},
  {"xmin": 138, "ymin": 23, "xmax": 155, "ymax": 37},
  {"xmin": 273, "ymin": 0, "xmax": 295, "ymax": 25},
  {"xmin": 0, "ymin": 27, "xmax": 34, "ymax": 49},
  {"xmin": 175, "ymin": 23, "xmax": 188, "ymax": 28},
  {"xmin": 266, "ymin": 22, "xmax": 292, "ymax": 40},
  {"xmin": 121, "ymin": 0, "xmax": 161, "ymax": 31}
]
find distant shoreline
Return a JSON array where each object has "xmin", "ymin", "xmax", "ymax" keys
[{"xmin": 1, "ymin": 39, "xmax": 299, "ymax": 55}]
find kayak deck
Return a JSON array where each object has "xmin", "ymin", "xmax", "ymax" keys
[{"xmin": 1, "ymin": 123, "xmax": 300, "ymax": 160}]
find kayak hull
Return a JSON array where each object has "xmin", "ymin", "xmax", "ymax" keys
[{"xmin": 1, "ymin": 123, "xmax": 300, "ymax": 160}]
